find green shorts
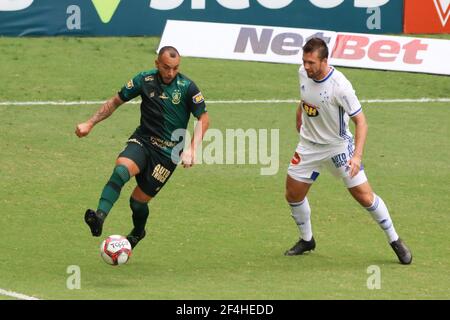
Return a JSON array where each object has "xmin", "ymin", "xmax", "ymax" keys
[{"xmin": 118, "ymin": 138, "xmax": 177, "ymax": 197}]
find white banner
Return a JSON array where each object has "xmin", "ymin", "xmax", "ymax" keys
[
  {"xmin": 159, "ymin": 20, "xmax": 450, "ymax": 76},
  {"xmin": 331, "ymin": 32, "xmax": 450, "ymax": 75},
  {"xmin": 159, "ymin": 20, "xmax": 337, "ymax": 64}
]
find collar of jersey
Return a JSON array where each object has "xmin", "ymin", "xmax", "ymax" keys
[
  {"xmin": 157, "ymin": 72, "xmax": 178, "ymax": 87},
  {"xmin": 313, "ymin": 67, "xmax": 334, "ymax": 84}
]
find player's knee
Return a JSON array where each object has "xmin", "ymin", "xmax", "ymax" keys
[
  {"xmin": 131, "ymin": 186, "xmax": 153, "ymax": 203},
  {"xmin": 113, "ymin": 165, "xmax": 131, "ymax": 185},
  {"xmin": 285, "ymin": 188, "xmax": 304, "ymax": 203},
  {"xmin": 116, "ymin": 157, "xmax": 140, "ymax": 176},
  {"xmin": 129, "ymin": 196, "xmax": 148, "ymax": 211}
]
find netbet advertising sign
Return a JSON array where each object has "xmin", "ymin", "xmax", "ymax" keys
[
  {"xmin": 159, "ymin": 20, "xmax": 450, "ymax": 76},
  {"xmin": 0, "ymin": 0, "xmax": 402, "ymax": 36}
]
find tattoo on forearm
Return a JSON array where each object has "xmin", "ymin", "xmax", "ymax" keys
[{"xmin": 90, "ymin": 99, "xmax": 117, "ymax": 124}]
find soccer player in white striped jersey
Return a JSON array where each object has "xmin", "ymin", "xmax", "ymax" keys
[{"xmin": 284, "ymin": 38, "xmax": 412, "ymax": 264}]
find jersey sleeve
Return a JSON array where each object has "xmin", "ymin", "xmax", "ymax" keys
[
  {"xmin": 186, "ymin": 81, "xmax": 207, "ymax": 119},
  {"xmin": 336, "ymin": 78, "xmax": 362, "ymax": 118},
  {"xmin": 118, "ymin": 73, "xmax": 143, "ymax": 102}
]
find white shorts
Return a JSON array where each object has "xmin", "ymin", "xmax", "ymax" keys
[{"xmin": 287, "ymin": 139, "xmax": 367, "ymax": 188}]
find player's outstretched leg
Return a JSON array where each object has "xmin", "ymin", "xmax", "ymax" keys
[
  {"xmin": 348, "ymin": 182, "xmax": 413, "ymax": 265},
  {"xmin": 365, "ymin": 194, "xmax": 413, "ymax": 265},
  {"xmin": 97, "ymin": 165, "xmax": 131, "ymax": 215},
  {"xmin": 84, "ymin": 209, "xmax": 106, "ymax": 237},
  {"xmin": 84, "ymin": 164, "xmax": 131, "ymax": 237}
]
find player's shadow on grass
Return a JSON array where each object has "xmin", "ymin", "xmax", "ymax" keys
[{"xmin": 282, "ymin": 251, "xmax": 405, "ymax": 269}]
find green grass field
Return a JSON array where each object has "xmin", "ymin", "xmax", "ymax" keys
[{"xmin": 0, "ymin": 36, "xmax": 449, "ymax": 300}]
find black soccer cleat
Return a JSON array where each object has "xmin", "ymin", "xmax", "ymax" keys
[
  {"xmin": 127, "ymin": 229, "xmax": 146, "ymax": 249},
  {"xmin": 390, "ymin": 238, "xmax": 412, "ymax": 265},
  {"xmin": 284, "ymin": 237, "xmax": 316, "ymax": 256},
  {"xmin": 84, "ymin": 209, "xmax": 106, "ymax": 237}
]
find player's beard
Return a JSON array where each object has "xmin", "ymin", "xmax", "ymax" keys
[
  {"xmin": 306, "ymin": 69, "xmax": 321, "ymax": 80},
  {"xmin": 307, "ymin": 64, "xmax": 329, "ymax": 81}
]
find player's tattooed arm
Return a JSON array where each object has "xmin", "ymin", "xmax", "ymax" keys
[
  {"xmin": 89, "ymin": 94, "xmax": 124, "ymax": 125},
  {"xmin": 75, "ymin": 94, "xmax": 124, "ymax": 138}
]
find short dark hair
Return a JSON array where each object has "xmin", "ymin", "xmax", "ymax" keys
[
  {"xmin": 158, "ymin": 46, "xmax": 180, "ymax": 59},
  {"xmin": 303, "ymin": 38, "xmax": 329, "ymax": 60}
]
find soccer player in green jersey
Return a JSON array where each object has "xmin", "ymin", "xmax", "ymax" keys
[{"xmin": 75, "ymin": 46, "xmax": 209, "ymax": 248}]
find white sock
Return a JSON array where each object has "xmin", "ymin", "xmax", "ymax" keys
[
  {"xmin": 365, "ymin": 194, "xmax": 399, "ymax": 243},
  {"xmin": 289, "ymin": 197, "xmax": 313, "ymax": 241}
]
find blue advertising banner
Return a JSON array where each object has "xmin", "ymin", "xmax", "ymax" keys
[{"xmin": 0, "ymin": 0, "xmax": 403, "ymax": 36}]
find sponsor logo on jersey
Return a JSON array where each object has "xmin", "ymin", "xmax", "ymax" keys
[
  {"xmin": 127, "ymin": 138, "xmax": 143, "ymax": 147},
  {"xmin": 193, "ymin": 92, "xmax": 205, "ymax": 104},
  {"xmin": 291, "ymin": 152, "xmax": 301, "ymax": 165},
  {"xmin": 152, "ymin": 164, "xmax": 171, "ymax": 183},
  {"xmin": 172, "ymin": 89, "xmax": 181, "ymax": 104},
  {"xmin": 302, "ymin": 101, "xmax": 319, "ymax": 117},
  {"xmin": 159, "ymin": 93, "xmax": 169, "ymax": 99},
  {"xmin": 126, "ymin": 79, "xmax": 134, "ymax": 89},
  {"xmin": 150, "ymin": 136, "xmax": 177, "ymax": 149},
  {"xmin": 144, "ymin": 75, "xmax": 154, "ymax": 82}
]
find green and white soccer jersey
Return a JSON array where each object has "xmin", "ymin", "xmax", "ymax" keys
[
  {"xmin": 299, "ymin": 66, "xmax": 362, "ymax": 145},
  {"xmin": 118, "ymin": 69, "xmax": 207, "ymax": 158}
]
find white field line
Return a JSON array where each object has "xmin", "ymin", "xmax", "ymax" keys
[
  {"xmin": 0, "ymin": 98, "xmax": 449, "ymax": 106},
  {"xmin": 0, "ymin": 288, "xmax": 40, "ymax": 300}
]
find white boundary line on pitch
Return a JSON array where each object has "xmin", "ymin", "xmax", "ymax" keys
[
  {"xmin": 0, "ymin": 288, "xmax": 40, "ymax": 300},
  {"xmin": 0, "ymin": 98, "xmax": 449, "ymax": 106}
]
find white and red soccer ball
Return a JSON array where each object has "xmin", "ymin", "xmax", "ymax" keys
[{"xmin": 100, "ymin": 235, "xmax": 132, "ymax": 266}]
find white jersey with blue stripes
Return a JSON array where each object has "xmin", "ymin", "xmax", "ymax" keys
[{"xmin": 298, "ymin": 66, "xmax": 362, "ymax": 145}]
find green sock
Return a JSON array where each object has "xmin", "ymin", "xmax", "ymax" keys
[
  {"xmin": 97, "ymin": 165, "xmax": 130, "ymax": 215},
  {"xmin": 130, "ymin": 197, "xmax": 149, "ymax": 235}
]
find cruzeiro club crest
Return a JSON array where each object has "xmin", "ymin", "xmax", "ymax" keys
[{"xmin": 172, "ymin": 90, "xmax": 181, "ymax": 105}]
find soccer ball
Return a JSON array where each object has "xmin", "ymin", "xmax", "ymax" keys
[{"xmin": 100, "ymin": 235, "xmax": 132, "ymax": 266}]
